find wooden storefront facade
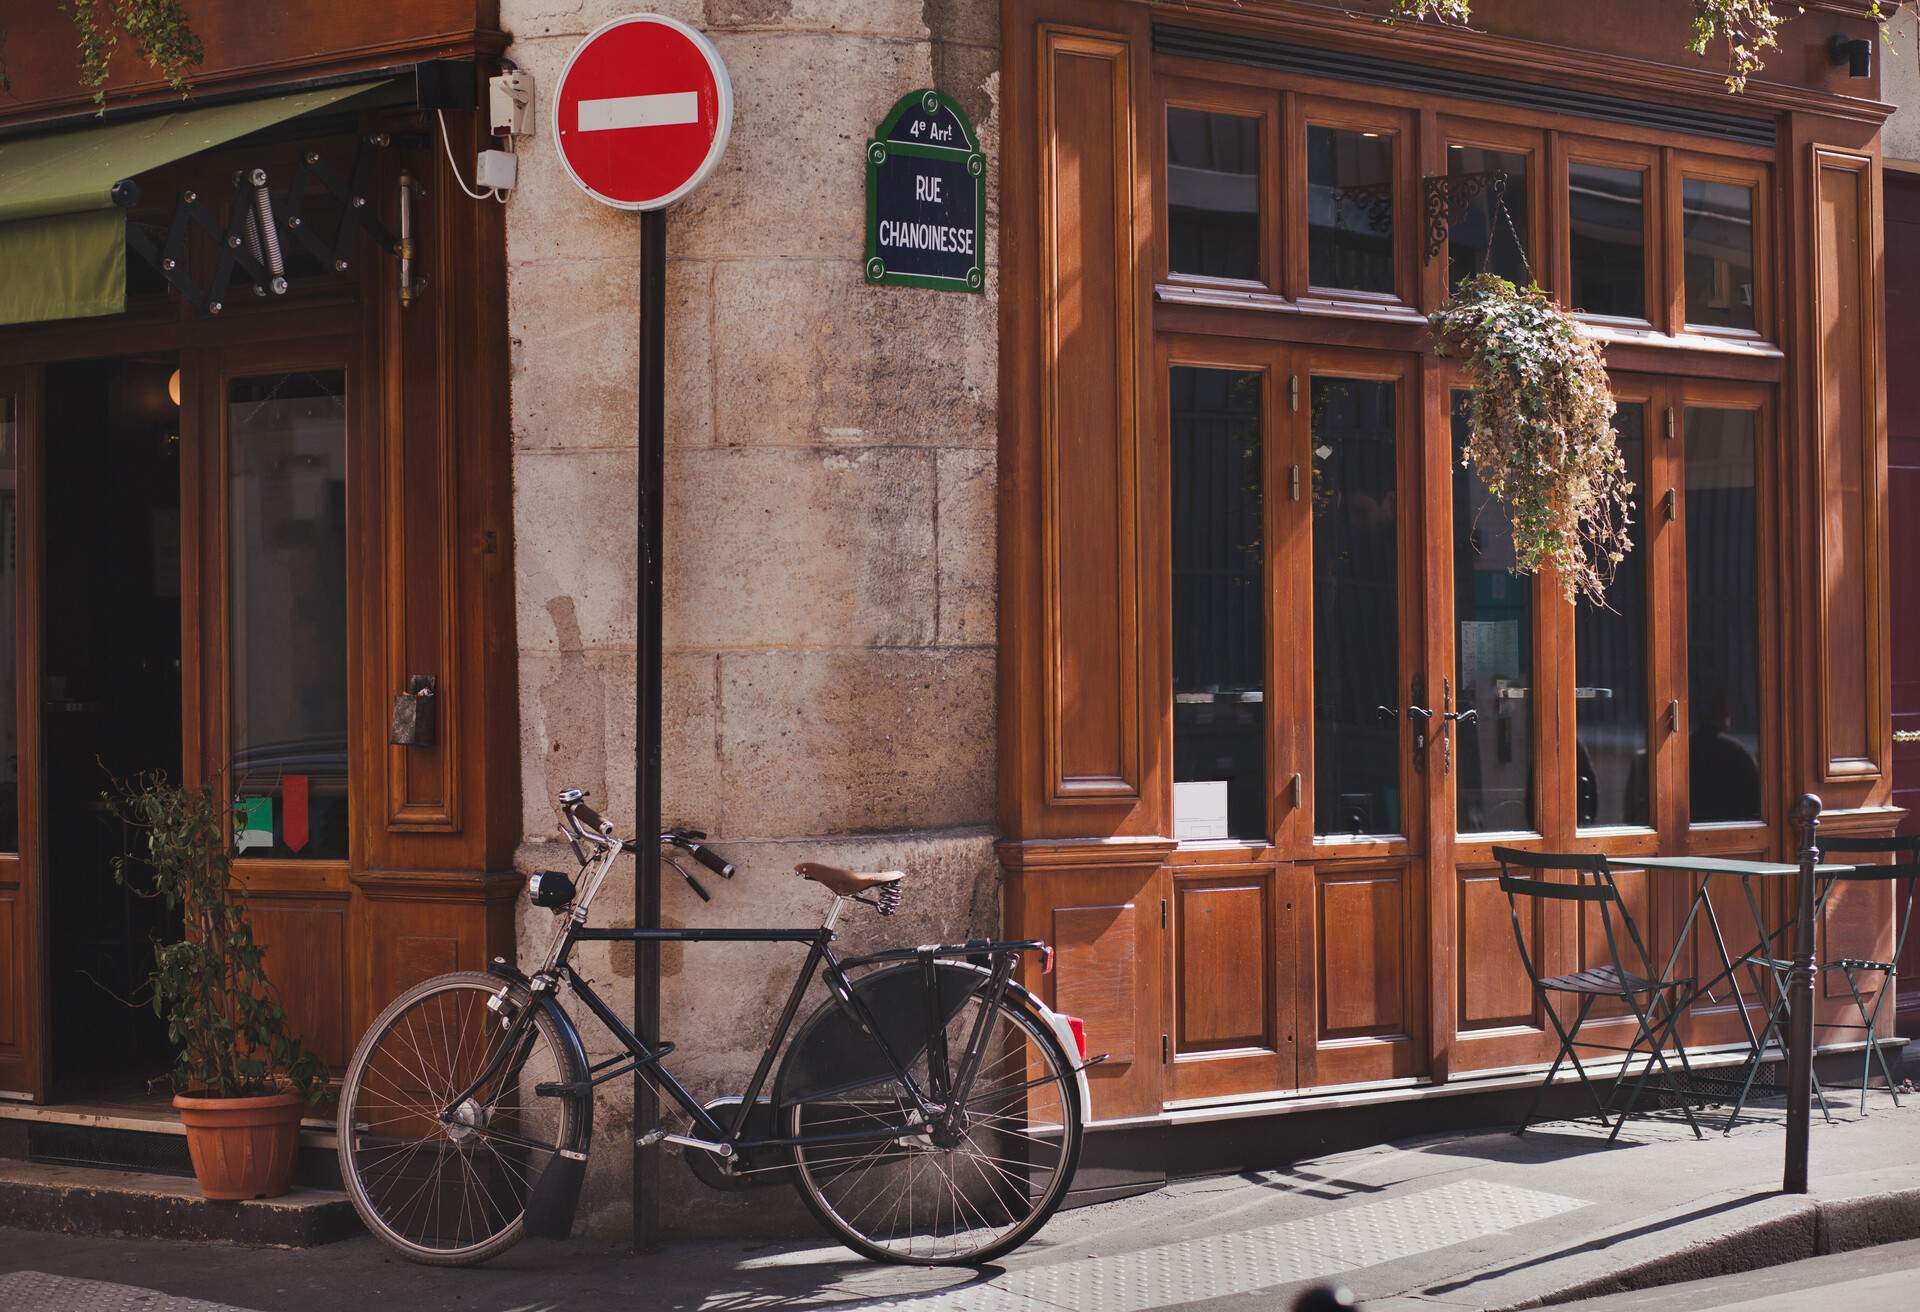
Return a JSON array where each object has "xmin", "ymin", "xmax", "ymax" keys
[
  {"xmin": 0, "ymin": 5, "xmax": 516, "ymax": 1103},
  {"xmin": 998, "ymin": 0, "xmax": 1905, "ymax": 1122}
]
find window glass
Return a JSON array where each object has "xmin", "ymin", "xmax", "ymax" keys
[
  {"xmin": 228, "ymin": 371, "xmax": 349, "ymax": 860},
  {"xmin": 1575, "ymin": 402, "xmax": 1649, "ymax": 827},
  {"xmin": 1452, "ymin": 394, "xmax": 1534, "ymax": 834},
  {"xmin": 1308, "ymin": 127, "xmax": 1395, "ymax": 295},
  {"xmin": 1448, "ymin": 147, "xmax": 1531, "ymax": 288},
  {"xmin": 1685, "ymin": 408, "xmax": 1763, "ymax": 822},
  {"xmin": 1313, "ymin": 376, "xmax": 1400, "ymax": 836},
  {"xmin": 1569, "ymin": 162, "xmax": 1647, "ymax": 319},
  {"xmin": 1168, "ymin": 108, "xmax": 1261, "ymax": 283},
  {"xmin": 0, "ymin": 395, "xmax": 14, "ymax": 852},
  {"xmin": 1172, "ymin": 367, "xmax": 1266, "ymax": 841},
  {"xmin": 1684, "ymin": 178, "xmax": 1757, "ymax": 332}
]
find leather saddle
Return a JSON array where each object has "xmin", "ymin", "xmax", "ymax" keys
[{"xmin": 795, "ymin": 861, "xmax": 906, "ymax": 897}]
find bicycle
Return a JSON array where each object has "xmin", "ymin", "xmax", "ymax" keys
[{"xmin": 336, "ymin": 788, "xmax": 1093, "ymax": 1266}]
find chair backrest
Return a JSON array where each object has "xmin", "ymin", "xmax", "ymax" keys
[
  {"xmin": 1491, "ymin": 846, "xmax": 1652, "ymax": 990},
  {"xmin": 1810, "ymin": 835, "xmax": 1920, "ymax": 955}
]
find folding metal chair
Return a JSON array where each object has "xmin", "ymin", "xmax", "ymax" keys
[
  {"xmin": 1494, "ymin": 847, "xmax": 1702, "ymax": 1140},
  {"xmin": 1809, "ymin": 834, "xmax": 1920, "ymax": 1114}
]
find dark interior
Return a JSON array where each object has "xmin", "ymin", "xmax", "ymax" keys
[{"xmin": 43, "ymin": 355, "xmax": 183, "ymax": 1100}]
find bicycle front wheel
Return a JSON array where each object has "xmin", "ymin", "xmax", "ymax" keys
[
  {"xmin": 337, "ymin": 971, "xmax": 582, "ymax": 1266},
  {"xmin": 784, "ymin": 982, "xmax": 1083, "ymax": 1265}
]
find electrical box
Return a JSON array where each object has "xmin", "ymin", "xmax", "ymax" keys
[
  {"xmin": 476, "ymin": 149, "xmax": 519, "ymax": 191},
  {"xmin": 490, "ymin": 71, "xmax": 536, "ymax": 137}
]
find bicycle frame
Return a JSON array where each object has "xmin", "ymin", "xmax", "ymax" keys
[{"xmin": 454, "ymin": 817, "xmax": 1047, "ymax": 1164}]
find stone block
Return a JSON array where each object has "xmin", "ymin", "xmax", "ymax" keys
[
  {"xmin": 706, "ymin": 1, "xmax": 927, "ymax": 35},
  {"xmin": 502, "ymin": 0, "xmax": 706, "ymax": 43},
  {"xmin": 712, "ymin": 259, "xmax": 995, "ymax": 446},
  {"xmin": 508, "ymin": 257, "xmax": 710, "ymax": 450},
  {"xmin": 666, "ymin": 33, "xmax": 932, "ymax": 262},
  {"xmin": 717, "ymin": 649, "xmax": 994, "ymax": 835},
  {"xmin": 936, "ymin": 447, "xmax": 996, "ymax": 645},
  {"xmin": 663, "ymin": 446, "xmax": 937, "ymax": 650},
  {"xmin": 514, "ymin": 447, "xmax": 639, "ymax": 653}
]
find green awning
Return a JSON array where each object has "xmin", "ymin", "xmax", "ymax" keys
[{"xmin": 0, "ymin": 81, "xmax": 387, "ymax": 327}]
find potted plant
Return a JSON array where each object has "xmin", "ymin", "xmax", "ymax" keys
[
  {"xmin": 109, "ymin": 773, "xmax": 326, "ymax": 1200},
  {"xmin": 1429, "ymin": 274, "xmax": 1635, "ymax": 607}
]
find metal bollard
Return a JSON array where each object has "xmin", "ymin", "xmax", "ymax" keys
[{"xmin": 1784, "ymin": 792, "xmax": 1821, "ymax": 1194}]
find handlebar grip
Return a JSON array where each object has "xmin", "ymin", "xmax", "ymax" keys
[
  {"xmin": 569, "ymin": 801, "xmax": 609, "ymax": 835},
  {"xmin": 688, "ymin": 842, "xmax": 735, "ymax": 879}
]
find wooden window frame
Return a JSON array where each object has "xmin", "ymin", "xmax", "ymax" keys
[
  {"xmin": 1156, "ymin": 77, "xmax": 1284, "ymax": 296},
  {"xmin": 1669, "ymin": 152, "xmax": 1774, "ymax": 346},
  {"xmin": 1436, "ymin": 118, "xmax": 1550, "ymax": 298},
  {"xmin": 1295, "ymin": 98, "xmax": 1418, "ymax": 310},
  {"xmin": 1558, "ymin": 136, "xmax": 1665, "ymax": 333}
]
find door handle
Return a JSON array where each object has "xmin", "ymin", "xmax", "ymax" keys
[{"xmin": 1444, "ymin": 708, "xmax": 1478, "ymax": 725}]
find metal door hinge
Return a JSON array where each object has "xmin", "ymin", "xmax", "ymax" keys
[
  {"xmin": 1289, "ymin": 374, "xmax": 1300, "ymax": 412},
  {"xmin": 1290, "ymin": 463, "xmax": 1301, "ymax": 501},
  {"xmin": 1161, "ymin": 1034, "xmax": 1170, "ymax": 1063},
  {"xmin": 1663, "ymin": 488, "xmax": 1677, "ymax": 522},
  {"xmin": 1290, "ymin": 772, "xmax": 1303, "ymax": 809},
  {"xmin": 1160, "ymin": 898, "xmax": 1167, "ymax": 928},
  {"xmin": 1664, "ymin": 407, "xmax": 1675, "ymax": 441},
  {"xmin": 1667, "ymin": 699, "xmax": 1680, "ymax": 733}
]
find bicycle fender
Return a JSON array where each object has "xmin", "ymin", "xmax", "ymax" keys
[
  {"xmin": 485, "ymin": 959, "xmax": 595, "ymax": 1154},
  {"xmin": 1023, "ymin": 991, "xmax": 1094, "ymax": 1127}
]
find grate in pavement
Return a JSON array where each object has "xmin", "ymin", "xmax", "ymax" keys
[
  {"xmin": 0, "ymin": 1271, "xmax": 260, "ymax": 1312},
  {"xmin": 855, "ymin": 1178, "xmax": 1590, "ymax": 1312}
]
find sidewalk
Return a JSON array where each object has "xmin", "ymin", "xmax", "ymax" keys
[{"xmin": 3, "ymin": 1088, "xmax": 1918, "ymax": 1312}]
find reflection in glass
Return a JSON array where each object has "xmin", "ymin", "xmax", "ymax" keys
[
  {"xmin": 1453, "ymin": 394, "xmax": 1533, "ymax": 834},
  {"xmin": 1308, "ymin": 127, "xmax": 1395, "ymax": 294},
  {"xmin": 1313, "ymin": 377, "xmax": 1400, "ymax": 836},
  {"xmin": 0, "ymin": 396, "xmax": 14, "ymax": 851},
  {"xmin": 1684, "ymin": 178, "xmax": 1756, "ymax": 332},
  {"xmin": 1448, "ymin": 147, "xmax": 1531, "ymax": 288},
  {"xmin": 1685, "ymin": 409, "xmax": 1762, "ymax": 822},
  {"xmin": 1172, "ymin": 368, "xmax": 1266, "ymax": 841},
  {"xmin": 1570, "ymin": 162, "xmax": 1646, "ymax": 319},
  {"xmin": 229, "ymin": 372, "xmax": 349, "ymax": 860},
  {"xmin": 1576, "ymin": 403, "xmax": 1649, "ymax": 827},
  {"xmin": 1168, "ymin": 108, "xmax": 1261, "ymax": 283}
]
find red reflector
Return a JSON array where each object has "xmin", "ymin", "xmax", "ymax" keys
[
  {"xmin": 1041, "ymin": 945, "xmax": 1055, "ymax": 975},
  {"xmin": 1065, "ymin": 1015, "xmax": 1087, "ymax": 1061}
]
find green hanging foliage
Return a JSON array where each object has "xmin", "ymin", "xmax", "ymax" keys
[
  {"xmin": 107, "ymin": 773, "xmax": 327, "ymax": 1102},
  {"xmin": 1430, "ymin": 275, "xmax": 1635, "ymax": 608},
  {"xmin": 0, "ymin": 2, "xmax": 204, "ymax": 106},
  {"xmin": 1389, "ymin": 1, "xmax": 1888, "ymax": 93}
]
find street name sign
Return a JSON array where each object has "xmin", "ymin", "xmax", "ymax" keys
[
  {"xmin": 866, "ymin": 90, "xmax": 985, "ymax": 292},
  {"xmin": 553, "ymin": 14, "xmax": 733, "ymax": 211}
]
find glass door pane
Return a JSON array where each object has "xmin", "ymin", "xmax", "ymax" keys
[
  {"xmin": 228, "ymin": 370, "xmax": 349, "ymax": 859},
  {"xmin": 1312, "ymin": 375, "xmax": 1401, "ymax": 837},
  {"xmin": 1171, "ymin": 366, "xmax": 1267, "ymax": 841},
  {"xmin": 1575, "ymin": 402, "xmax": 1650, "ymax": 827},
  {"xmin": 1684, "ymin": 408, "xmax": 1763, "ymax": 822},
  {"xmin": 1451, "ymin": 393, "xmax": 1534, "ymax": 834}
]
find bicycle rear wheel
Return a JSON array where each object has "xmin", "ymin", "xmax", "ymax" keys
[
  {"xmin": 783, "ymin": 981, "xmax": 1082, "ymax": 1265},
  {"xmin": 337, "ymin": 971, "xmax": 582, "ymax": 1266}
]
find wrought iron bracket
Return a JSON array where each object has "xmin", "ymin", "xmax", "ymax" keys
[{"xmin": 1422, "ymin": 169, "xmax": 1506, "ymax": 266}]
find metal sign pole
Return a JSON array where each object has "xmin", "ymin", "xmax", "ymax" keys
[
  {"xmin": 633, "ymin": 205, "xmax": 667, "ymax": 1250},
  {"xmin": 1784, "ymin": 792, "xmax": 1822, "ymax": 1194}
]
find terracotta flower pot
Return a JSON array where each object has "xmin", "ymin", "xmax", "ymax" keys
[{"xmin": 173, "ymin": 1091, "xmax": 304, "ymax": 1200}]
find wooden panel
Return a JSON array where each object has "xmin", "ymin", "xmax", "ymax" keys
[
  {"xmin": 0, "ymin": 3, "xmax": 500, "ymax": 126},
  {"xmin": 1457, "ymin": 868, "xmax": 1536, "ymax": 1032},
  {"xmin": 1886, "ymin": 172, "xmax": 1920, "ymax": 1037},
  {"xmin": 1812, "ymin": 148, "xmax": 1885, "ymax": 781},
  {"xmin": 245, "ymin": 897, "xmax": 351, "ymax": 1068},
  {"xmin": 1039, "ymin": 27, "xmax": 1142, "ymax": 803},
  {"xmin": 0, "ymin": 888, "xmax": 16, "ymax": 1051},
  {"xmin": 1315, "ymin": 867, "xmax": 1406, "ymax": 1038},
  {"xmin": 1053, "ymin": 904, "xmax": 1139, "ymax": 1065},
  {"xmin": 1175, "ymin": 877, "xmax": 1268, "ymax": 1051}
]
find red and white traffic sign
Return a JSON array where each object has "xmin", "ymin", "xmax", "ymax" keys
[{"xmin": 552, "ymin": 14, "xmax": 733, "ymax": 211}]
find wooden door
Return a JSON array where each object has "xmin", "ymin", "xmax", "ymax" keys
[
  {"xmin": 1886, "ymin": 172, "xmax": 1920, "ymax": 1036},
  {"xmin": 1290, "ymin": 349, "xmax": 1433, "ymax": 1087},
  {"xmin": 0, "ymin": 366, "xmax": 45, "ymax": 1101}
]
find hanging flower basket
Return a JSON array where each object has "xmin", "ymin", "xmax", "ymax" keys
[{"xmin": 1429, "ymin": 274, "xmax": 1634, "ymax": 607}]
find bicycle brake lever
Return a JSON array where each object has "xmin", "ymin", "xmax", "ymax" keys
[{"xmin": 663, "ymin": 853, "xmax": 712, "ymax": 902}]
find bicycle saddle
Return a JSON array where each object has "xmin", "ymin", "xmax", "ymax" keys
[{"xmin": 795, "ymin": 862, "xmax": 906, "ymax": 896}]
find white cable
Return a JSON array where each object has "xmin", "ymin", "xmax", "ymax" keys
[{"xmin": 437, "ymin": 109, "xmax": 497, "ymax": 201}]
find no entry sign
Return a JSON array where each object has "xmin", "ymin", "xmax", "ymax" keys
[{"xmin": 553, "ymin": 14, "xmax": 733, "ymax": 210}]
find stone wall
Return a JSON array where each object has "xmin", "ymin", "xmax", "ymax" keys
[
  {"xmin": 1886, "ymin": 9, "xmax": 1920, "ymax": 165},
  {"xmin": 501, "ymin": 0, "xmax": 1001, "ymax": 1235}
]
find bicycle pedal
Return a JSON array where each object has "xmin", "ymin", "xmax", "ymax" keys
[{"xmin": 636, "ymin": 1126, "xmax": 668, "ymax": 1147}]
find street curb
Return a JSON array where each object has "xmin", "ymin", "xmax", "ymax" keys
[
  {"xmin": 1480, "ymin": 1184, "xmax": 1920, "ymax": 1309},
  {"xmin": 0, "ymin": 1161, "xmax": 361, "ymax": 1247}
]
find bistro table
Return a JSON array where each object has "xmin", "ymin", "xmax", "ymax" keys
[{"xmin": 1630, "ymin": 855, "xmax": 1856, "ymax": 1131}]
